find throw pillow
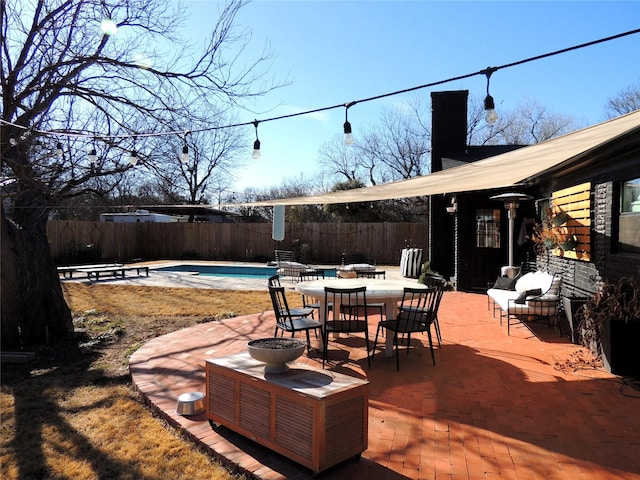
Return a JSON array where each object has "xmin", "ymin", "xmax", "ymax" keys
[
  {"xmin": 493, "ymin": 276, "xmax": 517, "ymax": 290},
  {"xmin": 514, "ymin": 288, "xmax": 543, "ymax": 304}
]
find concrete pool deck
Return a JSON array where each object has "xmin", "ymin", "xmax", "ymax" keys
[{"xmin": 61, "ymin": 261, "xmax": 407, "ymax": 291}]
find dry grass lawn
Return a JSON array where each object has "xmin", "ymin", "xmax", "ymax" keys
[{"xmin": 1, "ymin": 282, "xmax": 297, "ymax": 480}]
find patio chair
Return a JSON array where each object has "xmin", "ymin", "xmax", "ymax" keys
[
  {"xmin": 418, "ymin": 274, "xmax": 446, "ymax": 345},
  {"xmin": 373, "ymin": 286, "xmax": 439, "ymax": 371},
  {"xmin": 268, "ymin": 285, "xmax": 321, "ymax": 353},
  {"xmin": 322, "ymin": 286, "xmax": 371, "ymax": 368},
  {"xmin": 274, "ymin": 249, "xmax": 313, "ymax": 280},
  {"xmin": 354, "ymin": 270, "xmax": 386, "ymax": 320},
  {"xmin": 356, "ymin": 270, "xmax": 386, "ymax": 279},
  {"xmin": 337, "ymin": 252, "xmax": 377, "ymax": 278},
  {"xmin": 299, "ymin": 270, "xmax": 328, "ymax": 319},
  {"xmin": 268, "ymin": 274, "xmax": 315, "ymax": 318}
]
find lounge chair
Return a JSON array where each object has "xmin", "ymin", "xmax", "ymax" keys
[
  {"xmin": 336, "ymin": 252, "xmax": 376, "ymax": 278},
  {"xmin": 274, "ymin": 249, "xmax": 314, "ymax": 279}
]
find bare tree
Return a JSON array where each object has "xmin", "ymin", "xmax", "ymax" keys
[
  {"xmin": 358, "ymin": 103, "xmax": 431, "ymax": 183},
  {"xmin": 319, "ymin": 97, "xmax": 430, "ymax": 187},
  {"xmin": 1, "ymin": 0, "xmax": 278, "ymax": 347},
  {"xmin": 468, "ymin": 97, "xmax": 577, "ymax": 146},
  {"xmin": 144, "ymin": 122, "xmax": 247, "ymax": 216},
  {"xmin": 318, "ymin": 134, "xmax": 361, "ymax": 183},
  {"xmin": 605, "ymin": 80, "xmax": 640, "ymax": 118}
]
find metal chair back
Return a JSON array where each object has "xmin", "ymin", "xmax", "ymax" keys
[
  {"xmin": 269, "ymin": 285, "xmax": 295, "ymax": 331},
  {"xmin": 373, "ymin": 286, "xmax": 439, "ymax": 370},
  {"xmin": 298, "ymin": 270, "xmax": 325, "ymax": 316},
  {"xmin": 356, "ymin": 270, "xmax": 386, "ymax": 279},
  {"xmin": 397, "ymin": 286, "xmax": 438, "ymax": 332},
  {"xmin": 322, "ymin": 286, "xmax": 371, "ymax": 367}
]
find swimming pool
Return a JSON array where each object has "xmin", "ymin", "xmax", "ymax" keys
[{"xmin": 156, "ymin": 264, "xmax": 336, "ymax": 279}]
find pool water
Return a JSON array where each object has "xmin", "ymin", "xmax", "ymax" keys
[
  {"xmin": 157, "ymin": 264, "xmax": 278, "ymax": 279},
  {"xmin": 157, "ymin": 264, "xmax": 337, "ymax": 279}
]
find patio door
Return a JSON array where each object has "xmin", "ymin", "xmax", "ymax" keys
[{"xmin": 468, "ymin": 208, "xmax": 504, "ymax": 291}]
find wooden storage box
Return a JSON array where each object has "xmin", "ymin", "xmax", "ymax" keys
[{"xmin": 206, "ymin": 353, "xmax": 369, "ymax": 475}]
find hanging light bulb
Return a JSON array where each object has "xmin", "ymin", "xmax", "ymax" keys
[
  {"xmin": 9, "ymin": 137, "xmax": 17, "ymax": 146},
  {"xmin": 129, "ymin": 149, "xmax": 138, "ymax": 166},
  {"xmin": 483, "ymin": 67, "xmax": 498, "ymax": 125},
  {"xmin": 343, "ymin": 120, "xmax": 353, "ymax": 145},
  {"xmin": 484, "ymin": 94, "xmax": 498, "ymax": 124},
  {"xmin": 89, "ymin": 147, "xmax": 97, "ymax": 163},
  {"xmin": 56, "ymin": 142, "xmax": 63, "ymax": 156},
  {"xmin": 343, "ymin": 102, "xmax": 355, "ymax": 145},
  {"xmin": 100, "ymin": 18, "xmax": 118, "ymax": 36},
  {"xmin": 252, "ymin": 120, "xmax": 261, "ymax": 159},
  {"xmin": 181, "ymin": 131, "xmax": 190, "ymax": 163}
]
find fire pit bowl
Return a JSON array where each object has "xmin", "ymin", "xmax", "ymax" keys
[{"xmin": 247, "ymin": 337, "xmax": 306, "ymax": 373}]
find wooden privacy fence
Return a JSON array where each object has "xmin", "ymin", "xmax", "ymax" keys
[{"xmin": 47, "ymin": 221, "xmax": 429, "ymax": 266}]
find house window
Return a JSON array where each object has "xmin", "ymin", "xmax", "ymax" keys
[
  {"xmin": 619, "ymin": 177, "xmax": 640, "ymax": 254},
  {"xmin": 476, "ymin": 209, "xmax": 500, "ymax": 248}
]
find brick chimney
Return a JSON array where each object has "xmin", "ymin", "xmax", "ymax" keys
[{"xmin": 430, "ymin": 90, "xmax": 468, "ymax": 173}]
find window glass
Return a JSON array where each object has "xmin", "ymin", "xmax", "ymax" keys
[
  {"xmin": 619, "ymin": 178, "xmax": 640, "ymax": 254},
  {"xmin": 476, "ymin": 209, "xmax": 500, "ymax": 248},
  {"xmin": 621, "ymin": 178, "xmax": 640, "ymax": 213}
]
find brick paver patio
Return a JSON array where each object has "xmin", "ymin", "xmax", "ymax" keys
[{"xmin": 130, "ymin": 291, "xmax": 640, "ymax": 479}]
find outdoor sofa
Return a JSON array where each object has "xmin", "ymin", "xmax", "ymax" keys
[{"xmin": 487, "ymin": 269, "xmax": 563, "ymax": 335}]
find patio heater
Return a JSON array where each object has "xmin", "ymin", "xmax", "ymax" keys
[{"xmin": 490, "ymin": 192, "xmax": 533, "ymax": 278}]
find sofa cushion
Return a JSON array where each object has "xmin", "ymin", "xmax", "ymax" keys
[
  {"xmin": 547, "ymin": 276, "xmax": 562, "ymax": 296},
  {"xmin": 493, "ymin": 276, "xmax": 517, "ymax": 290},
  {"xmin": 339, "ymin": 263, "xmax": 376, "ymax": 272},
  {"xmin": 514, "ymin": 288, "xmax": 543, "ymax": 304},
  {"xmin": 487, "ymin": 288, "xmax": 520, "ymax": 311},
  {"xmin": 515, "ymin": 271, "xmax": 555, "ymax": 293},
  {"xmin": 276, "ymin": 261, "xmax": 311, "ymax": 275}
]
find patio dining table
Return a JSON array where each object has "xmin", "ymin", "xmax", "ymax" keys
[{"xmin": 296, "ymin": 277, "xmax": 429, "ymax": 357}]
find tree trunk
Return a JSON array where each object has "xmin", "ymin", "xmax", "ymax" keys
[{"xmin": 1, "ymin": 205, "xmax": 73, "ymax": 349}]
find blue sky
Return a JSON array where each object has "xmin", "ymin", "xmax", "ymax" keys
[{"xmin": 183, "ymin": 1, "xmax": 640, "ymax": 193}]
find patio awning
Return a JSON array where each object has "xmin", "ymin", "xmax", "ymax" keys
[{"xmin": 231, "ymin": 110, "xmax": 640, "ymax": 206}]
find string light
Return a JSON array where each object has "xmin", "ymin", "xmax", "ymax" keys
[
  {"xmin": 0, "ymin": 30, "xmax": 635, "ymax": 157},
  {"xmin": 56, "ymin": 142, "xmax": 63, "ymax": 156},
  {"xmin": 181, "ymin": 130, "xmax": 190, "ymax": 163},
  {"xmin": 129, "ymin": 149, "xmax": 138, "ymax": 166},
  {"xmin": 252, "ymin": 120, "xmax": 260, "ymax": 159},
  {"xmin": 343, "ymin": 102, "xmax": 355, "ymax": 145},
  {"xmin": 100, "ymin": 18, "xmax": 118, "ymax": 36},
  {"xmin": 181, "ymin": 143, "xmax": 189, "ymax": 163},
  {"xmin": 89, "ymin": 146, "xmax": 97, "ymax": 163},
  {"xmin": 483, "ymin": 67, "xmax": 498, "ymax": 125}
]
